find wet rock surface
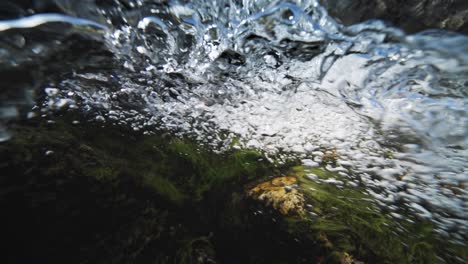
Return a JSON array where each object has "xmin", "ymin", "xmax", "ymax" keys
[
  {"xmin": 321, "ymin": 0, "xmax": 468, "ymax": 34},
  {"xmin": 247, "ymin": 176, "xmax": 305, "ymax": 216},
  {"xmin": 0, "ymin": 113, "xmax": 273, "ymax": 263},
  {"xmin": 1, "ymin": 113, "xmax": 467, "ymax": 263}
]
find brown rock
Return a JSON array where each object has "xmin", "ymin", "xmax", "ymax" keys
[{"xmin": 247, "ymin": 176, "xmax": 305, "ymax": 216}]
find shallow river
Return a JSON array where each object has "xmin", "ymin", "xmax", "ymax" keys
[{"xmin": 0, "ymin": 0, "xmax": 466, "ymax": 249}]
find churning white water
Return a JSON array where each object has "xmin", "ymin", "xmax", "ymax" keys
[{"xmin": 0, "ymin": 0, "xmax": 466, "ymax": 244}]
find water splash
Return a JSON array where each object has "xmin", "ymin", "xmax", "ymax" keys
[
  {"xmin": 0, "ymin": 13, "xmax": 108, "ymax": 32},
  {"xmin": 1, "ymin": 0, "xmax": 467, "ymax": 247}
]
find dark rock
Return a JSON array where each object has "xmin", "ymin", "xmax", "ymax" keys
[{"xmin": 320, "ymin": 0, "xmax": 468, "ymax": 34}]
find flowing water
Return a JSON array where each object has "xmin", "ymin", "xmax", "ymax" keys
[{"xmin": 0, "ymin": 0, "xmax": 467, "ymax": 251}]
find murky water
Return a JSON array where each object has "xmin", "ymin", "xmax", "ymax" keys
[{"xmin": 0, "ymin": 0, "xmax": 466, "ymax": 248}]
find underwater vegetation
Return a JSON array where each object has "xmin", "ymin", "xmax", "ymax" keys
[
  {"xmin": 1, "ymin": 112, "xmax": 466, "ymax": 264},
  {"xmin": 0, "ymin": 112, "xmax": 273, "ymax": 263},
  {"xmin": 0, "ymin": 0, "xmax": 467, "ymax": 263}
]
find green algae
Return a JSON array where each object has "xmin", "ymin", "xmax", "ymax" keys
[
  {"xmin": 0, "ymin": 113, "xmax": 281, "ymax": 263},
  {"xmin": 274, "ymin": 165, "xmax": 468, "ymax": 264},
  {"xmin": 2, "ymin": 114, "xmax": 272, "ymax": 204},
  {"xmin": 1, "ymin": 112, "xmax": 466, "ymax": 263},
  {"xmin": 142, "ymin": 174, "xmax": 185, "ymax": 204}
]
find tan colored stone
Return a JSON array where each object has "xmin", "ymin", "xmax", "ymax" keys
[
  {"xmin": 322, "ymin": 148, "xmax": 339, "ymax": 163},
  {"xmin": 247, "ymin": 176, "xmax": 305, "ymax": 216}
]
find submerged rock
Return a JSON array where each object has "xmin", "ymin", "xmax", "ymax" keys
[
  {"xmin": 1, "ymin": 113, "xmax": 467, "ymax": 263},
  {"xmin": 321, "ymin": 0, "xmax": 468, "ymax": 34},
  {"xmin": 246, "ymin": 165, "xmax": 468, "ymax": 263},
  {"xmin": 247, "ymin": 176, "xmax": 305, "ymax": 216},
  {"xmin": 0, "ymin": 113, "xmax": 278, "ymax": 264}
]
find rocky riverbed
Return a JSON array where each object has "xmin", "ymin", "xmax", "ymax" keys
[{"xmin": 1, "ymin": 112, "xmax": 466, "ymax": 263}]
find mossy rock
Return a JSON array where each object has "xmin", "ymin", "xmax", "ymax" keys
[
  {"xmin": 1, "ymin": 111, "xmax": 314, "ymax": 264},
  {"xmin": 245, "ymin": 165, "xmax": 467, "ymax": 263},
  {"xmin": 1, "ymin": 112, "xmax": 466, "ymax": 263},
  {"xmin": 247, "ymin": 176, "xmax": 306, "ymax": 216}
]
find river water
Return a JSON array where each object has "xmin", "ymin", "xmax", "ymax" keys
[{"xmin": 0, "ymin": 0, "xmax": 466, "ymax": 249}]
